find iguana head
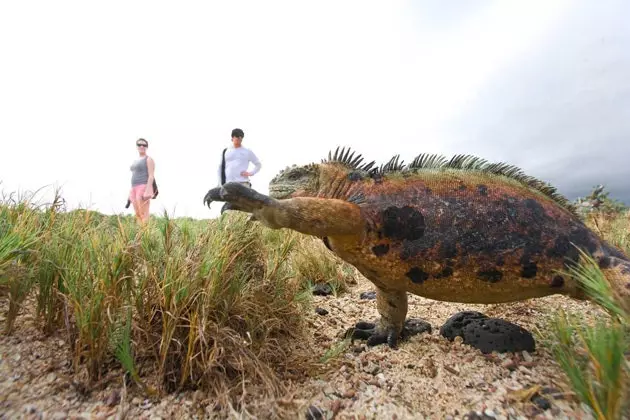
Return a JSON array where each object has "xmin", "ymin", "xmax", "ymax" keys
[
  {"xmin": 269, "ymin": 163, "xmax": 321, "ymax": 199},
  {"xmin": 269, "ymin": 147, "xmax": 376, "ymax": 200}
]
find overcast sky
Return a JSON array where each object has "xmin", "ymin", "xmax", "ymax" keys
[{"xmin": 1, "ymin": 1, "xmax": 628, "ymax": 220}]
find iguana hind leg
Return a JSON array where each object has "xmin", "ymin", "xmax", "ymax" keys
[
  {"xmin": 347, "ymin": 287, "xmax": 431, "ymax": 348},
  {"xmin": 204, "ymin": 182, "xmax": 366, "ymax": 237}
]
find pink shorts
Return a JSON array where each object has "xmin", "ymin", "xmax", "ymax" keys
[{"xmin": 129, "ymin": 184, "xmax": 147, "ymax": 202}]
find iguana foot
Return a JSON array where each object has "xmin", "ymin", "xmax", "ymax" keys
[
  {"xmin": 204, "ymin": 182, "xmax": 275, "ymax": 212},
  {"xmin": 346, "ymin": 318, "xmax": 431, "ymax": 349}
]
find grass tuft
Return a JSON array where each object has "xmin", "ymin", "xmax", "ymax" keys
[
  {"xmin": 0, "ymin": 192, "xmax": 327, "ymax": 412},
  {"xmin": 543, "ymin": 211, "xmax": 630, "ymax": 419}
]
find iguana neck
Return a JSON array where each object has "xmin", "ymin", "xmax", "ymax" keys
[{"xmin": 317, "ymin": 167, "xmax": 356, "ymax": 200}]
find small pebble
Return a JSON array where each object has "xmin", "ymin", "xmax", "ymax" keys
[
  {"xmin": 359, "ymin": 291, "xmax": 376, "ymax": 300},
  {"xmin": 315, "ymin": 307, "xmax": 329, "ymax": 316},
  {"xmin": 312, "ymin": 284, "xmax": 333, "ymax": 296},
  {"xmin": 305, "ymin": 405, "xmax": 325, "ymax": 420},
  {"xmin": 484, "ymin": 409, "xmax": 496, "ymax": 417},
  {"xmin": 23, "ymin": 405, "xmax": 37, "ymax": 414},
  {"xmin": 531, "ymin": 395, "xmax": 551, "ymax": 411}
]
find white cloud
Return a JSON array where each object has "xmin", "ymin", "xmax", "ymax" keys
[{"xmin": 1, "ymin": 1, "xmax": 627, "ymax": 220}]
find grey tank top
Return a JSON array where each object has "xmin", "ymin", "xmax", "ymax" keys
[{"xmin": 130, "ymin": 156, "xmax": 148, "ymax": 186}]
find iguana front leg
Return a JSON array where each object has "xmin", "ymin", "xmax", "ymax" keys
[{"xmin": 204, "ymin": 182, "xmax": 366, "ymax": 237}]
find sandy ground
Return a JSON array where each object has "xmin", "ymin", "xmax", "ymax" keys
[{"xmin": 0, "ymin": 275, "xmax": 602, "ymax": 420}]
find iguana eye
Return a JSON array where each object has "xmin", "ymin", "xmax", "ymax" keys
[{"xmin": 288, "ymin": 172, "xmax": 301, "ymax": 181}]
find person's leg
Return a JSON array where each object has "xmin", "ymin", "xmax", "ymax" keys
[
  {"xmin": 134, "ymin": 184, "xmax": 149, "ymax": 223},
  {"xmin": 140, "ymin": 196, "xmax": 150, "ymax": 223},
  {"xmin": 130, "ymin": 186, "xmax": 142, "ymax": 222}
]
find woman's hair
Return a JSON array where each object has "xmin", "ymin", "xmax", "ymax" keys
[{"xmin": 137, "ymin": 138, "xmax": 149, "ymax": 147}]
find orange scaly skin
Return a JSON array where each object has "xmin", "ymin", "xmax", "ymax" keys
[{"xmin": 203, "ymin": 148, "xmax": 630, "ymax": 348}]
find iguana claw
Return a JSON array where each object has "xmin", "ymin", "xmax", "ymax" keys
[
  {"xmin": 203, "ymin": 182, "xmax": 275, "ymax": 212},
  {"xmin": 346, "ymin": 321, "xmax": 400, "ymax": 348},
  {"xmin": 203, "ymin": 187, "xmax": 222, "ymax": 208},
  {"xmin": 345, "ymin": 318, "xmax": 432, "ymax": 349}
]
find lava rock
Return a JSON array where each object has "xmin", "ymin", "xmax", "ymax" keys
[
  {"xmin": 312, "ymin": 283, "xmax": 333, "ymax": 296},
  {"xmin": 402, "ymin": 318, "xmax": 432, "ymax": 338},
  {"xmin": 439, "ymin": 311, "xmax": 487, "ymax": 338},
  {"xmin": 315, "ymin": 307, "xmax": 329, "ymax": 316},
  {"xmin": 531, "ymin": 395, "xmax": 551, "ymax": 410},
  {"xmin": 359, "ymin": 290, "xmax": 377, "ymax": 300},
  {"xmin": 440, "ymin": 311, "xmax": 535, "ymax": 353}
]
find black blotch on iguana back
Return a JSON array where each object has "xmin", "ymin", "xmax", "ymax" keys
[
  {"xmin": 382, "ymin": 206, "xmax": 426, "ymax": 241},
  {"xmin": 406, "ymin": 267, "xmax": 429, "ymax": 284},
  {"xmin": 372, "ymin": 244, "xmax": 390, "ymax": 257},
  {"xmin": 520, "ymin": 262, "xmax": 538, "ymax": 278},
  {"xmin": 550, "ymin": 275, "xmax": 565, "ymax": 288}
]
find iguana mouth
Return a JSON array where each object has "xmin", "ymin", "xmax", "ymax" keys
[{"xmin": 269, "ymin": 186, "xmax": 292, "ymax": 199}]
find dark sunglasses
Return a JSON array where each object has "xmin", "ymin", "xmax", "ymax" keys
[{"xmin": 136, "ymin": 143, "xmax": 148, "ymax": 147}]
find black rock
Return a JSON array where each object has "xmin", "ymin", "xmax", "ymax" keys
[
  {"xmin": 440, "ymin": 311, "xmax": 535, "ymax": 354},
  {"xmin": 359, "ymin": 290, "xmax": 377, "ymax": 300},
  {"xmin": 531, "ymin": 395, "xmax": 551, "ymax": 410},
  {"xmin": 315, "ymin": 307, "xmax": 329, "ymax": 316},
  {"xmin": 312, "ymin": 283, "xmax": 333, "ymax": 296},
  {"xmin": 439, "ymin": 311, "xmax": 488, "ymax": 339},
  {"xmin": 463, "ymin": 411, "xmax": 496, "ymax": 420},
  {"xmin": 402, "ymin": 318, "xmax": 432, "ymax": 338},
  {"xmin": 305, "ymin": 405, "xmax": 325, "ymax": 420}
]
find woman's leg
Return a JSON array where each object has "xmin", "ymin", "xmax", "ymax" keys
[
  {"xmin": 133, "ymin": 184, "xmax": 149, "ymax": 223},
  {"xmin": 130, "ymin": 185, "xmax": 146, "ymax": 223},
  {"xmin": 139, "ymin": 196, "xmax": 150, "ymax": 223},
  {"xmin": 129, "ymin": 187, "xmax": 140, "ymax": 221}
]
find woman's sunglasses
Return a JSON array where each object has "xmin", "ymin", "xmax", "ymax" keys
[{"xmin": 137, "ymin": 143, "xmax": 148, "ymax": 147}]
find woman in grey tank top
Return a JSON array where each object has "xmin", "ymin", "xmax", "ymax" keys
[{"xmin": 129, "ymin": 138, "xmax": 156, "ymax": 223}]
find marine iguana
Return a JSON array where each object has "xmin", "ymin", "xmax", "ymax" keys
[{"xmin": 203, "ymin": 147, "xmax": 630, "ymax": 348}]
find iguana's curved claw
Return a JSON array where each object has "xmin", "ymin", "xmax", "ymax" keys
[
  {"xmin": 345, "ymin": 318, "xmax": 432, "ymax": 349},
  {"xmin": 204, "ymin": 183, "xmax": 276, "ymax": 213},
  {"xmin": 203, "ymin": 187, "xmax": 222, "ymax": 208},
  {"xmin": 345, "ymin": 321, "xmax": 399, "ymax": 348}
]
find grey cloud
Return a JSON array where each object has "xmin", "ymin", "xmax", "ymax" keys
[{"xmin": 443, "ymin": 2, "xmax": 630, "ymax": 204}]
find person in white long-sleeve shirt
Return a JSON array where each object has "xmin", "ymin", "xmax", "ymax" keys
[{"xmin": 217, "ymin": 128, "xmax": 262, "ymax": 213}]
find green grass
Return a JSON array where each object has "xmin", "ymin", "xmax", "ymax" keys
[
  {"xmin": 0, "ymin": 190, "xmax": 355, "ymax": 411},
  {"xmin": 6, "ymin": 186, "xmax": 628, "ymax": 417},
  {"xmin": 542, "ymin": 210, "xmax": 630, "ymax": 420}
]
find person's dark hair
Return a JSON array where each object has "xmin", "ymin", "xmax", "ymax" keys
[
  {"xmin": 137, "ymin": 138, "xmax": 149, "ymax": 147},
  {"xmin": 231, "ymin": 128, "xmax": 244, "ymax": 138}
]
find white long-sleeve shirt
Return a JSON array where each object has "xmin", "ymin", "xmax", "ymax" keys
[{"xmin": 217, "ymin": 145, "xmax": 262, "ymax": 186}]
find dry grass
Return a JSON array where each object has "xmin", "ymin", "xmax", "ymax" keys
[{"xmin": 0, "ymin": 190, "xmax": 353, "ymax": 413}]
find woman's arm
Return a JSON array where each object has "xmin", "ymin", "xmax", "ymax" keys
[{"xmin": 143, "ymin": 157, "xmax": 155, "ymax": 198}]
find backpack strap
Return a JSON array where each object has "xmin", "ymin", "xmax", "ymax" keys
[
  {"xmin": 220, "ymin": 147, "xmax": 227, "ymax": 185},
  {"xmin": 152, "ymin": 178, "xmax": 159, "ymax": 199}
]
